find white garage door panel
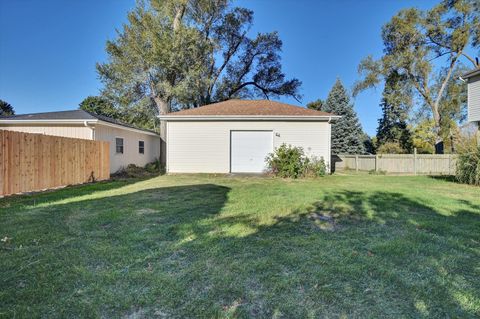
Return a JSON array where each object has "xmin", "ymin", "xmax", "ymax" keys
[{"xmin": 231, "ymin": 131, "xmax": 273, "ymax": 173}]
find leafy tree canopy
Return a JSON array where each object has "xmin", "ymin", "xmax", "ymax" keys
[
  {"xmin": 97, "ymin": 0, "xmax": 301, "ymax": 116},
  {"xmin": 79, "ymin": 96, "xmax": 159, "ymax": 131},
  {"xmin": 306, "ymin": 99, "xmax": 324, "ymax": 111},
  {"xmin": 0, "ymin": 99, "xmax": 15, "ymax": 117},
  {"xmin": 79, "ymin": 96, "xmax": 118, "ymax": 118},
  {"xmin": 354, "ymin": 0, "xmax": 479, "ymax": 153}
]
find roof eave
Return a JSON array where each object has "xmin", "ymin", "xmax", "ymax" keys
[
  {"xmin": 461, "ymin": 68, "xmax": 480, "ymax": 80},
  {"xmin": 0, "ymin": 118, "xmax": 160, "ymax": 136},
  {"xmin": 0, "ymin": 119, "xmax": 98, "ymax": 125},
  {"xmin": 157, "ymin": 115, "xmax": 341, "ymax": 121}
]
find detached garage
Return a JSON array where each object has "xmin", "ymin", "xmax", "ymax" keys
[{"xmin": 159, "ymin": 100, "xmax": 340, "ymax": 174}]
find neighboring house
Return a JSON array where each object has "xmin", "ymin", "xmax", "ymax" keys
[
  {"xmin": 463, "ymin": 68, "xmax": 480, "ymax": 127},
  {"xmin": 159, "ymin": 99, "xmax": 340, "ymax": 174},
  {"xmin": 0, "ymin": 110, "xmax": 160, "ymax": 173}
]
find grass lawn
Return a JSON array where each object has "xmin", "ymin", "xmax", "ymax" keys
[{"xmin": 1, "ymin": 174, "xmax": 479, "ymax": 318}]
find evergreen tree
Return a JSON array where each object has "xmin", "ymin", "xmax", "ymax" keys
[
  {"xmin": 323, "ymin": 79, "xmax": 365, "ymax": 154},
  {"xmin": 0, "ymin": 99, "xmax": 15, "ymax": 117},
  {"xmin": 376, "ymin": 73, "xmax": 413, "ymax": 152}
]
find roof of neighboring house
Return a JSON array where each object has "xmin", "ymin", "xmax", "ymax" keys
[
  {"xmin": 462, "ymin": 68, "xmax": 480, "ymax": 79},
  {"xmin": 0, "ymin": 109, "xmax": 159, "ymax": 135},
  {"xmin": 160, "ymin": 99, "xmax": 339, "ymax": 120}
]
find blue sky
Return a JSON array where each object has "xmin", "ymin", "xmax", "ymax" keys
[{"xmin": 0, "ymin": 0, "xmax": 443, "ymax": 135}]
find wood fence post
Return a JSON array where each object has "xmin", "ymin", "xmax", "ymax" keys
[
  {"xmin": 355, "ymin": 154, "xmax": 358, "ymax": 172},
  {"xmin": 375, "ymin": 155, "xmax": 378, "ymax": 172},
  {"xmin": 413, "ymin": 148, "xmax": 417, "ymax": 176},
  {"xmin": 448, "ymin": 154, "xmax": 451, "ymax": 175}
]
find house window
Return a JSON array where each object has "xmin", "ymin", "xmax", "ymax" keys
[
  {"xmin": 116, "ymin": 138, "xmax": 124, "ymax": 154},
  {"xmin": 139, "ymin": 141, "xmax": 145, "ymax": 154}
]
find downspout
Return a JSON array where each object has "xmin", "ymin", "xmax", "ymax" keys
[{"xmin": 84, "ymin": 121, "xmax": 95, "ymax": 140}]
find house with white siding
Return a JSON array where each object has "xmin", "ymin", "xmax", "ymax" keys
[
  {"xmin": 463, "ymin": 69, "xmax": 480, "ymax": 127},
  {"xmin": 0, "ymin": 110, "xmax": 160, "ymax": 173},
  {"xmin": 159, "ymin": 99, "xmax": 340, "ymax": 174}
]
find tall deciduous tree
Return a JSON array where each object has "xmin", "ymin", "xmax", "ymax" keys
[
  {"xmin": 0, "ymin": 100, "xmax": 15, "ymax": 117},
  {"xmin": 324, "ymin": 79, "xmax": 366, "ymax": 154},
  {"xmin": 79, "ymin": 96, "xmax": 118, "ymax": 118},
  {"xmin": 306, "ymin": 99, "xmax": 324, "ymax": 111},
  {"xmin": 97, "ymin": 0, "xmax": 301, "ymax": 163},
  {"xmin": 353, "ymin": 0, "xmax": 479, "ymax": 153}
]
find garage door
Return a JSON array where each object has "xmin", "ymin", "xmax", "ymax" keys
[{"xmin": 230, "ymin": 131, "xmax": 273, "ymax": 173}]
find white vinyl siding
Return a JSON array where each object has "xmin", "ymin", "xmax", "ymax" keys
[
  {"xmin": 94, "ymin": 124, "xmax": 160, "ymax": 173},
  {"xmin": 468, "ymin": 75, "xmax": 480, "ymax": 122},
  {"xmin": 167, "ymin": 121, "xmax": 332, "ymax": 173},
  {"xmin": 0, "ymin": 124, "xmax": 92, "ymax": 139}
]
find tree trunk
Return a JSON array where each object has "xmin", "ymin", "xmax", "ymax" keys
[
  {"xmin": 432, "ymin": 110, "xmax": 444, "ymax": 154},
  {"xmin": 154, "ymin": 97, "xmax": 170, "ymax": 166}
]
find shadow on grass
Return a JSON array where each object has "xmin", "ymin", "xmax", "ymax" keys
[
  {"xmin": 0, "ymin": 175, "xmax": 159, "ymax": 210},
  {"xmin": 1, "ymin": 183, "xmax": 479, "ymax": 318},
  {"xmin": 428, "ymin": 175, "xmax": 457, "ymax": 183}
]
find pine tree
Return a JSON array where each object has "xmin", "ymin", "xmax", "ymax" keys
[
  {"xmin": 376, "ymin": 73, "xmax": 412, "ymax": 153},
  {"xmin": 323, "ymin": 79, "xmax": 365, "ymax": 154},
  {"xmin": 0, "ymin": 99, "xmax": 15, "ymax": 117}
]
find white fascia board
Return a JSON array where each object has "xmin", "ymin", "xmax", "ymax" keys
[{"xmin": 157, "ymin": 115, "xmax": 342, "ymax": 121}]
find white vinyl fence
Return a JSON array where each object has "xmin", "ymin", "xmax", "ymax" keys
[{"xmin": 332, "ymin": 153, "xmax": 457, "ymax": 175}]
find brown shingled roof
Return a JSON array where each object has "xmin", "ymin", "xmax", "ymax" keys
[{"xmin": 168, "ymin": 99, "xmax": 336, "ymax": 117}]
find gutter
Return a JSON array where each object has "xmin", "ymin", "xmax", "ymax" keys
[{"xmin": 0, "ymin": 119, "xmax": 98, "ymax": 125}]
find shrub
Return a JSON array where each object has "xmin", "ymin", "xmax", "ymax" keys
[
  {"xmin": 305, "ymin": 156, "xmax": 327, "ymax": 177},
  {"xmin": 376, "ymin": 142, "xmax": 406, "ymax": 154},
  {"xmin": 265, "ymin": 144, "xmax": 327, "ymax": 178},
  {"xmin": 145, "ymin": 158, "xmax": 165, "ymax": 175},
  {"xmin": 456, "ymin": 144, "xmax": 480, "ymax": 186},
  {"xmin": 265, "ymin": 144, "xmax": 307, "ymax": 178},
  {"xmin": 113, "ymin": 159, "xmax": 165, "ymax": 179}
]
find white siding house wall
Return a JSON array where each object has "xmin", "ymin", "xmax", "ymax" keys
[
  {"xmin": 468, "ymin": 74, "xmax": 480, "ymax": 123},
  {"xmin": 95, "ymin": 124, "xmax": 160, "ymax": 173},
  {"xmin": 0, "ymin": 124, "xmax": 93, "ymax": 139},
  {"xmin": 167, "ymin": 121, "xmax": 332, "ymax": 173}
]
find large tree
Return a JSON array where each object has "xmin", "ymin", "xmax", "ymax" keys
[
  {"xmin": 79, "ymin": 96, "xmax": 159, "ymax": 131},
  {"xmin": 306, "ymin": 99, "xmax": 324, "ymax": 111},
  {"xmin": 353, "ymin": 0, "xmax": 479, "ymax": 153},
  {"xmin": 0, "ymin": 100, "xmax": 15, "ymax": 117},
  {"xmin": 79, "ymin": 96, "xmax": 118, "ymax": 118},
  {"xmin": 376, "ymin": 72, "xmax": 413, "ymax": 152},
  {"xmin": 323, "ymin": 79, "xmax": 366, "ymax": 154},
  {"xmin": 97, "ymin": 0, "xmax": 301, "ymax": 163}
]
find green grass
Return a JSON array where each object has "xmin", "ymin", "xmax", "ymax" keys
[{"xmin": 1, "ymin": 174, "xmax": 479, "ymax": 318}]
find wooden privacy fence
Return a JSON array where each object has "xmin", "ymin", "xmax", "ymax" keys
[
  {"xmin": 0, "ymin": 130, "xmax": 110, "ymax": 196},
  {"xmin": 332, "ymin": 152, "xmax": 457, "ymax": 175}
]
